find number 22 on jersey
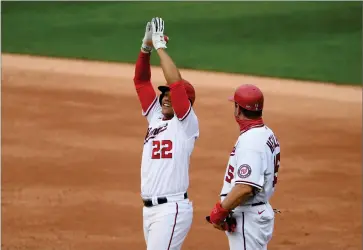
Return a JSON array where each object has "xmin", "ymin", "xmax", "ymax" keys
[{"xmin": 151, "ymin": 140, "xmax": 173, "ymax": 159}]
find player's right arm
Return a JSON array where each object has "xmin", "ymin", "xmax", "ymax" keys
[
  {"xmin": 133, "ymin": 50, "xmax": 158, "ymax": 115},
  {"xmin": 133, "ymin": 22, "xmax": 160, "ymax": 122}
]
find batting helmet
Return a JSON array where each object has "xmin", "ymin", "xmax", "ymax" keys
[
  {"xmin": 228, "ymin": 84, "xmax": 264, "ymax": 111},
  {"xmin": 158, "ymin": 80, "xmax": 196, "ymax": 106}
]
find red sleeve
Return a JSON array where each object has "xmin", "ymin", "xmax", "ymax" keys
[
  {"xmin": 133, "ymin": 51, "xmax": 157, "ymax": 114},
  {"xmin": 169, "ymin": 80, "xmax": 191, "ymax": 120}
]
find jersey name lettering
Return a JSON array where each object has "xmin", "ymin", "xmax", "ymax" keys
[
  {"xmin": 144, "ymin": 123, "xmax": 168, "ymax": 144},
  {"xmin": 266, "ymin": 135, "xmax": 280, "ymax": 153}
]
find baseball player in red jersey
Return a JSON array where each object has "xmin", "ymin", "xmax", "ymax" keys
[
  {"xmin": 206, "ymin": 85, "xmax": 281, "ymax": 250},
  {"xmin": 133, "ymin": 17, "xmax": 199, "ymax": 250}
]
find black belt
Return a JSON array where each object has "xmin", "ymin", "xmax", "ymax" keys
[
  {"xmin": 143, "ymin": 192, "xmax": 188, "ymax": 207},
  {"xmin": 251, "ymin": 201, "xmax": 266, "ymax": 206}
]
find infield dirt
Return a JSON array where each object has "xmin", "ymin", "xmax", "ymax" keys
[{"xmin": 2, "ymin": 54, "xmax": 362, "ymax": 250}]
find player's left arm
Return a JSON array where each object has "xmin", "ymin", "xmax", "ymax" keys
[
  {"xmin": 152, "ymin": 17, "xmax": 199, "ymax": 137},
  {"xmin": 156, "ymin": 48, "xmax": 191, "ymax": 118},
  {"xmin": 220, "ymin": 184, "xmax": 254, "ymax": 210},
  {"xmin": 157, "ymin": 48, "xmax": 199, "ymax": 137},
  {"xmin": 209, "ymin": 149, "xmax": 264, "ymax": 224}
]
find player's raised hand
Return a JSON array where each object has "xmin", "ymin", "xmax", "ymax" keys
[
  {"xmin": 151, "ymin": 17, "xmax": 167, "ymax": 50},
  {"xmin": 141, "ymin": 21, "xmax": 153, "ymax": 52}
]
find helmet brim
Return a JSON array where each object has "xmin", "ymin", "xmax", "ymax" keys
[
  {"xmin": 158, "ymin": 84, "xmax": 196, "ymax": 106},
  {"xmin": 158, "ymin": 86, "xmax": 170, "ymax": 93}
]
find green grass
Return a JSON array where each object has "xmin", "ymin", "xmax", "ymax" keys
[{"xmin": 2, "ymin": 1, "xmax": 362, "ymax": 85}]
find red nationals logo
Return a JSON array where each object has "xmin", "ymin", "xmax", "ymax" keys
[{"xmin": 237, "ymin": 164, "xmax": 252, "ymax": 178}]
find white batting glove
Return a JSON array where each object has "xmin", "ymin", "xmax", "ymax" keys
[
  {"xmin": 151, "ymin": 17, "xmax": 167, "ymax": 50},
  {"xmin": 141, "ymin": 21, "xmax": 153, "ymax": 52}
]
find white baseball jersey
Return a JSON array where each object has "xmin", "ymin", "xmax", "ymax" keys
[
  {"xmin": 220, "ymin": 125, "xmax": 280, "ymax": 209},
  {"xmin": 140, "ymin": 97, "xmax": 199, "ymax": 198}
]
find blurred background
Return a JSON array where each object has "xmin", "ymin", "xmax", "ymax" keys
[{"xmin": 2, "ymin": 1, "xmax": 362, "ymax": 85}]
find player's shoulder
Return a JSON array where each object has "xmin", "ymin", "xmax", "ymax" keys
[
  {"xmin": 237, "ymin": 125, "xmax": 275, "ymax": 151},
  {"xmin": 150, "ymin": 114, "xmax": 182, "ymax": 128},
  {"xmin": 148, "ymin": 113, "xmax": 164, "ymax": 126},
  {"xmin": 149, "ymin": 104, "xmax": 164, "ymax": 118},
  {"xmin": 187, "ymin": 106, "xmax": 199, "ymax": 119}
]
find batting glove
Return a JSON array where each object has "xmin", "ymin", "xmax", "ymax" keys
[
  {"xmin": 151, "ymin": 17, "xmax": 167, "ymax": 50},
  {"xmin": 141, "ymin": 21, "xmax": 153, "ymax": 53},
  {"xmin": 209, "ymin": 202, "xmax": 230, "ymax": 224}
]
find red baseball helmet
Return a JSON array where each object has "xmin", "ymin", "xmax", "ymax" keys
[
  {"xmin": 158, "ymin": 80, "xmax": 196, "ymax": 105},
  {"xmin": 228, "ymin": 84, "xmax": 264, "ymax": 111}
]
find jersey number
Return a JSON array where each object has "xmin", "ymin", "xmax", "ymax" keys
[
  {"xmin": 152, "ymin": 140, "xmax": 173, "ymax": 159},
  {"xmin": 225, "ymin": 165, "xmax": 234, "ymax": 183},
  {"xmin": 273, "ymin": 152, "xmax": 281, "ymax": 187}
]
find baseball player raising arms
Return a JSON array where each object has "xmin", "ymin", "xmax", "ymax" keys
[
  {"xmin": 133, "ymin": 17, "xmax": 199, "ymax": 250},
  {"xmin": 206, "ymin": 84, "xmax": 281, "ymax": 250}
]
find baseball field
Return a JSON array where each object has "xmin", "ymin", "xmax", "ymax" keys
[{"xmin": 2, "ymin": 2, "xmax": 362, "ymax": 250}]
